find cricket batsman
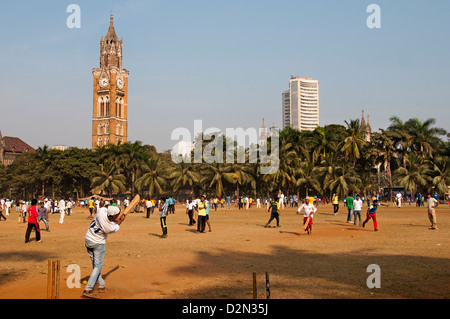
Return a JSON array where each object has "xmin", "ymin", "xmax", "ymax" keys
[{"xmin": 82, "ymin": 204, "xmax": 126, "ymax": 299}]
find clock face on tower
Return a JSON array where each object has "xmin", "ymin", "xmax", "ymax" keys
[
  {"xmin": 99, "ymin": 77, "xmax": 109, "ymax": 88},
  {"xmin": 117, "ymin": 77, "xmax": 124, "ymax": 89}
]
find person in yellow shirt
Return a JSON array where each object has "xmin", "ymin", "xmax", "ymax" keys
[
  {"xmin": 213, "ymin": 197, "xmax": 218, "ymax": 211},
  {"xmin": 88, "ymin": 197, "xmax": 95, "ymax": 219},
  {"xmin": 197, "ymin": 195, "xmax": 207, "ymax": 233},
  {"xmin": 332, "ymin": 194, "xmax": 339, "ymax": 215}
]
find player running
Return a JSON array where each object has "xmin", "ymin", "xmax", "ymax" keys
[{"xmin": 297, "ymin": 197, "xmax": 317, "ymax": 235}]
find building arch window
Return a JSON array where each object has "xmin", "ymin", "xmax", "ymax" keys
[
  {"xmin": 98, "ymin": 97, "xmax": 104, "ymax": 117},
  {"xmin": 105, "ymin": 96, "xmax": 110, "ymax": 117},
  {"xmin": 116, "ymin": 97, "xmax": 124, "ymax": 118},
  {"xmin": 98, "ymin": 96, "xmax": 110, "ymax": 117},
  {"xmin": 115, "ymin": 124, "xmax": 124, "ymax": 136}
]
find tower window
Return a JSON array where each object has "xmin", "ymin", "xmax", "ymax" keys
[{"xmin": 106, "ymin": 100, "xmax": 110, "ymax": 116}]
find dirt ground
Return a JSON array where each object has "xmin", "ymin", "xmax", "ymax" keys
[{"xmin": 1, "ymin": 202, "xmax": 450, "ymax": 299}]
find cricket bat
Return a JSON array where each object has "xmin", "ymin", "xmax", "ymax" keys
[
  {"xmin": 120, "ymin": 194, "xmax": 141, "ymax": 217},
  {"xmin": 303, "ymin": 216, "xmax": 311, "ymax": 231}
]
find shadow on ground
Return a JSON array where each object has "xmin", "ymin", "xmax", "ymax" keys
[{"xmin": 168, "ymin": 245, "xmax": 450, "ymax": 299}]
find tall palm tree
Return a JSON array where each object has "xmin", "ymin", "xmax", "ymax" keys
[
  {"xmin": 230, "ymin": 163, "xmax": 254, "ymax": 197},
  {"xmin": 261, "ymin": 142, "xmax": 297, "ymax": 195},
  {"xmin": 393, "ymin": 154, "xmax": 431, "ymax": 198},
  {"xmin": 290, "ymin": 145, "xmax": 321, "ymax": 197},
  {"xmin": 404, "ymin": 118, "xmax": 447, "ymax": 158},
  {"xmin": 316, "ymin": 150, "xmax": 342, "ymax": 199},
  {"xmin": 117, "ymin": 141, "xmax": 150, "ymax": 197},
  {"xmin": 372, "ymin": 130, "xmax": 397, "ymax": 200},
  {"xmin": 428, "ymin": 156, "xmax": 450, "ymax": 194},
  {"xmin": 201, "ymin": 162, "xmax": 236, "ymax": 197},
  {"xmin": 135, "ymin": 155, "xmax": 168, "ymax": 197},
  {"xmin": 167, "ymin": 161, "xmax": 200, "ymax": 196},
  {"xmin": 91, "ymin": 161, "xmax": 126, "ymax": 197},
  {"xmin": 326, "ymin": 164, "xmax": 361, "ymax": 198},
  {"xmin": 340, "ymin": 119, "xmax": 367, "ymax": 164}
]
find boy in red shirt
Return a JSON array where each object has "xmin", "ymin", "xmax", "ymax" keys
[{"xmin": 25, "ymin": 199, "xmax": 42, "ymax": 243}]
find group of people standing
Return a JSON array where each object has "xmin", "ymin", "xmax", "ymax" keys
[{"xmin": 185, "ymin": 196, "xmax": 212, "ymax": 234}]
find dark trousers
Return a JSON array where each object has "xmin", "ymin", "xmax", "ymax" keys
[
  {"xmin": 268, "ymin": 212, "xmax": 279, "ymax": 226},
  {"xmin": 333, "ymin": 204, "xmax": 339, "ymax": 214},
  {"xmin": 188, "ymin": 210, "xmax": 195, "ymax": 225},
  {"xmin": 197, "ymin": 215, "xmax": 206, "ymax": 233},
  {"xmin": 25, "ymin": 222, "xmax": 41, "ymax": 243},
  {"xmin": 146, "ymin": 207, "xmax": 151, "ymax": 218},
  {"xmin": 160, "ymin": 217, "xmax": 167, "ymax": 235}
]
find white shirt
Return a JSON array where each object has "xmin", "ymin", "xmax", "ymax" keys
[
  {"xmin": 146, "ymin": 200, "xmax": 153, "ymax": 208},
  {"xmin": 85, "ymin": 207, "xmax": 120, "ymax": 245},
  {"xmin": 59, "ymin": 200, "xmax": 65, "ymax": 210},
  {"xmin": 187, "ymin": 202, "xmax": 196, "ymax": 211},
  {"xmin": 353, "ymin": 199, "xmax": 363, "ymax": 211},
  {"xmin": 427, "ymin": 198, "xmax": 438, "ymax": 210},
  {"xmin": 297, "ymin": 203, "xmax": 317, "ymax": 218}
]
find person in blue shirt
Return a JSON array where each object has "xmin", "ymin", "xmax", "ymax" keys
[
  {"xmin": 362, "ymin": 200, "xmax": 388, "ymax": 231},
  {"xmin": 166, "ymin": 197, "xmax": 176, "ymax": 214},
  {"xmin": 205, "ymin": 198, "xmax": 212, "ymax": 232},
  {"xmin": 226, "ymin": 196, "xmax": 231, "ymax": 210}
]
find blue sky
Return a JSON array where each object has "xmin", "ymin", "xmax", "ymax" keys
[{"xmin": 0, "ymin": 0, "xmax": 449, "ymax": 152}]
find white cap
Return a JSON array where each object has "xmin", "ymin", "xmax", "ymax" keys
[{"xmin": 107, "ymin": 206, "xmax": 121, "ymax": 216}]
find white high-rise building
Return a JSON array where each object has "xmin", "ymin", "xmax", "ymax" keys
[{"xmin": 283, "ymin": 76, "xmax": 320, "ymax": 131}]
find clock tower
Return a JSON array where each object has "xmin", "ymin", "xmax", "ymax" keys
[{"xmin": 92, "ymin": 14, "xmax": 129, "ymax": 149}]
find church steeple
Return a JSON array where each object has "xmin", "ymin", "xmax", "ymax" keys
[
  {"xmin": 361, "ymin": 109, "xmax": 367, "ymax": 129},
  {"xmin": 359, "ymin": 109, "xmax": 372, "ymax": 142}
]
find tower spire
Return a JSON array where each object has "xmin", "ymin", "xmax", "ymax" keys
[
  {"xmin": 105, "ymin": 12, "xmax": 118, "ymax": 42},
  {"xmin": 361, "ymin": 109, "xmax": 367, "ymax": 128}
]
